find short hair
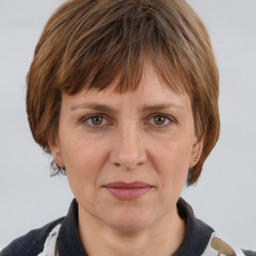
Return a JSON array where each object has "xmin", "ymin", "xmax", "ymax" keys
[{"xmin": 26, "ymin": 0, "xmax": 220, "ymax": 185}]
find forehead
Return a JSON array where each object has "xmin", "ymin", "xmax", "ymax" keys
[
  {"xmin": 62, "ymin": 63, "xmax": 191, "ymax": 115},
  {"xmin": 75, "ymin": 60, "xmax": 187, "ymax": 99}
]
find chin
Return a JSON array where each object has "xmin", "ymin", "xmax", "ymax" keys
[
  {"xmin": 102, "ymin": 208, "xmax": 157, "ymax": 232},
  {"xmin": 106, "ymin": 219, "xmax": 151, "ymax": 232}
]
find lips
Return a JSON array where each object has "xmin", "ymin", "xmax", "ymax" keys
[{"xmin": 103, "ymin": 182, "xmax": 153, "ymax": 201}]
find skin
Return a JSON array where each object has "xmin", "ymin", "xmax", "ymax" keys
[{"xmin": 50, "ymin": 62, "xmax": 204, "ymax": 256}]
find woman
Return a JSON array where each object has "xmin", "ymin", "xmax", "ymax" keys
[{"xmin": 1, "ymin": 0, "xmax": 254, "ymax": 255}]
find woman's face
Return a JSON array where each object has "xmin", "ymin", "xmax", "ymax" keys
[{"xmin": 50, "ymin": 63, "xmax": 203, "ymax": 231}]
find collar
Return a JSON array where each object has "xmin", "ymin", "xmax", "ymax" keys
[
  {"xmin": 174, "ymin": 198, "xmax": 214, "ymax": 256},
  {"xmin": 57, "ymin": 199, "xmax": 88, "ymax": 256}
]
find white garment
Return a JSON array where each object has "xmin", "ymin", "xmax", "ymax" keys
[
  {"xmin": 37, "ymin": 224, "xmax": 61, "ymax": 256},
  {"xmin": 202, "ymin": 232, "xmax": 244, "ymax": 256}
]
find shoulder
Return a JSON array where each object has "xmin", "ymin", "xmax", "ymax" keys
[
  {"xmin": 202, "ymin": 232, "xmax": 256, "ymax": 256},
  {"xmin": 1, "ymin": 217, "xmax": 64, "ymax": 256},
  {"xmin": 178, "ymin": 198, "xmax": 256, "ymax": 256}
]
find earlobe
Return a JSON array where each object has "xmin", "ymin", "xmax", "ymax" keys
[
  {"xmin": 189, "ymin": 136, "xmax": 204, "ymax": 167},
  {"xmin": 48, "ymin": 141, "xmax": 65, "ymax": 168}
]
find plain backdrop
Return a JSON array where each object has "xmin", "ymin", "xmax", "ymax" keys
[{"xmin": 0, "ymin": 0, "xmax": 255, "ymax": 251}]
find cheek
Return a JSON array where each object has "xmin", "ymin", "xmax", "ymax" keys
[
  {"xmin": 63, "ymin": 139, "xmax": 110, "ymax": 206},
  {"xmin": 60, "ymin": 135, "xmax": 109, "ymax": 183},
  {"xmin": 150, "ymin": 138, "xmax": 192, "ymax": 187}
]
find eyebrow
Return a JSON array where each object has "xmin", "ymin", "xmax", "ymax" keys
[
  {"xmin": 71, "ymin": 103, "xmax": 184, "ymax": 113},
  {"xmin": 71, "ymin": 103, "xmax": 118, "ymax": 113},
  {"xmin": 141, "ymin": 103, "xmax": 184, "ymax": 112}
]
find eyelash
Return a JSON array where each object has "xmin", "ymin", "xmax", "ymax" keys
[{"xmin": 80, "ymin": 113, "xmax": 174, "ymax": 129}]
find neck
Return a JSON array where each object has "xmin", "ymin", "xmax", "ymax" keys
[{"xmin": 78, "ymin": 206, "xmax": 186, "ymax": 256}]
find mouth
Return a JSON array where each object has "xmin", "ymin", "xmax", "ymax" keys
[{"xmin": 103, "ymin": 182, "xmax": 153, "ymax": 201}]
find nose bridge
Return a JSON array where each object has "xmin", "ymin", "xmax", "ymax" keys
[{"xmin": 110, "ymin": 122, "xmax": 147, "ymax": 169}]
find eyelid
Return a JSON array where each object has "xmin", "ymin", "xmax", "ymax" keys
[{"xmin": 81, "ymin": 113, "xmax": 104, "ymax": 121}]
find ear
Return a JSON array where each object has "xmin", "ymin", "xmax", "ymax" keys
[
  {"xmin": 48, "ymin": 140, "xmax": 65, "ymax": 168},
  {"xmin": 189, "ymin": 135, "xmax": 204, "ymax": 168}
]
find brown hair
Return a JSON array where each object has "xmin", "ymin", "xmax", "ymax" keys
[{"xmin": 26, "ymin": 0, "xmax": 220, "ymax": 185}]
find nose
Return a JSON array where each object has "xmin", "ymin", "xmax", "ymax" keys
[{"xmin": 109, "ymin": 125, "xmax": 147, "ymax": 170}]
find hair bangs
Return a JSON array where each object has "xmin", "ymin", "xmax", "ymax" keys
[{"xmin": 55, "ymin": 1, "xmax": 187, "ymax": 96}]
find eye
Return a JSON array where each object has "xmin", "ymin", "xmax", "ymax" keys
[
  {"xmin": 82, "ymin": 114, "xmax": 108, "ymax": 127},
  {"xmin": 148, "ymin": 114, "xmax": 173, "ymax": 127}
]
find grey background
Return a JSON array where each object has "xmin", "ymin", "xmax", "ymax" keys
[{"xmin": 0, "ymin": 0, "xmax": 255, "ymax": 250}]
